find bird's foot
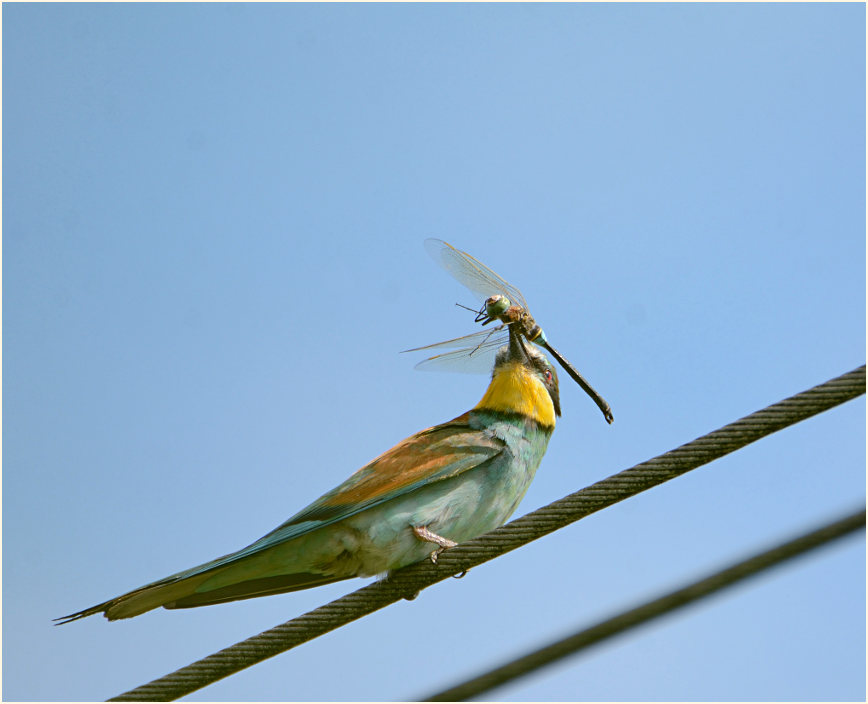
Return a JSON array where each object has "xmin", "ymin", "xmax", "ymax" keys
[{"xmin": 412, "ymin": 525, "xmax": 457, "ymax": 564}]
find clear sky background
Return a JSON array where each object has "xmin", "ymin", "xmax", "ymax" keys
[{"xmin": 3, "ymin": 3, "xmax": 865, "ymax": 702}]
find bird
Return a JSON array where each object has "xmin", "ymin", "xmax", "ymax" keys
[{"xmin": 56, "ymin": 329, "xmax": 560, "ymax": 623}]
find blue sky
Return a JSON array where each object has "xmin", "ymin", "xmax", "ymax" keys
[{"xmin": 4, "ymin": 3, "xmax": 865, "ymax": 701}]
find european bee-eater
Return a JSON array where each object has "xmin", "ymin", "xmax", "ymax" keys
[{"xmin": 57, "ymin": 330, "xmax": 559, "ymax": 623}]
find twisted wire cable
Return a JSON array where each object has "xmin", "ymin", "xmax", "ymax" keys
[
  {"xmin": 109, "ymin": 364, "xmax": 865, "ymax": 701},
  {"xmin": 422, "ymin": 506, "xmax": 866, "ymax": 701}
]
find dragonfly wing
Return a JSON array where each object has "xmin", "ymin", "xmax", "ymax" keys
[
  {"xmin": 403, "ymin": 326, "xmax": 505, "ymax": 353},
  {"xmin": 413, "ymin": 335, "xmax": 508, "ymax": 374},
  {"xmin": 425, "ymin": 239, "xmax": 530, "ymax": 311}
]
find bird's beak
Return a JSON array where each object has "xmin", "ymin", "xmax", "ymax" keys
[{"xmin": 507, "ymin": 327, "xmax": 529, "ymax": 365}]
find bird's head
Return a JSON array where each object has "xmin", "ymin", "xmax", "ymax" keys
[{"xmin": 475, "ymin": 329, "xmax": 561, "ymax": 430}]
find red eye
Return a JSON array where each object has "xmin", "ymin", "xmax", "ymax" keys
[{"xmin": 545, "ymin": 370, "xmax": 553, "ymax": 382}]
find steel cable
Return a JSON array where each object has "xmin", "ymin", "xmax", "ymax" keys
[
  {"xmin": 109, "ymin": 365, "xmax": 865, "ymax": 701},
  {"xmin": 422, "ymin": 507, "xmax": 866, "ymax": 701}
]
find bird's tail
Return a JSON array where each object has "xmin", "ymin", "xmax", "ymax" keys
[
  {"xmin": 54, "ymin": 565, "xmax": 353, "ymax": 624},
  {"xmin": 54, "ymin": 572, "xmax": 214, "ymax": 624}
]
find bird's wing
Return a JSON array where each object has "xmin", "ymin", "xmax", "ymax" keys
[
  {"xmin": 163, "ymin": 416, "xmax": 505, "ymax": 610},
  {"xmin": 55, "ymin": 412, "xmax": 505, "ymax": 622},
  {"xmin": 162, "ymin": 410, "xmax": 504, "ymax": 609},
  {"xmin": 151, "ymin": 413, "xmax": 502, "ymax": 580},
  {"xmin": 223, "ymin": 411, "xmax": 505, "ymax": 562}
]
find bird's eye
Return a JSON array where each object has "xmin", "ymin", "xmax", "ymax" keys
[{"xmin": 545, "ymin": 369, "xmax": 553, "ymax": 382}]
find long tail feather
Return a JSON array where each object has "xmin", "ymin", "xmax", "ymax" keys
[
  {"xmin": 54, "ymin": 568, "xmax": 350, "ymax": 623},
  {"xmin": 54, "ymin": 572, "xmax": 212, "ymax": 624},
  {"xmin": 165, "ymin": 572, "xmax": 351, "ymax": 609}
]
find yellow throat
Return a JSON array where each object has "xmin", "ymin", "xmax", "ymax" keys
[{"xmin": 474, "ymin": 360, "xmax": 556, "ymax": 430}]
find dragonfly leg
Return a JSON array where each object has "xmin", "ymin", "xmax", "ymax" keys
[
  {"xmin": 469, "ymin": 327, "xmax": 499, "ymax": 356},
  {"xmin": 412, "ymin": 525, "xmax": 457, "ymax": 563}
]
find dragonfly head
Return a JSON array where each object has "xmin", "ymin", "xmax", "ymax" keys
[
  {"xmin": 485, "ymin": 295, "xmax": 511, "ymax": 318},
  {"xmin": 474, "ymin": 295, "xmax": 511, "ymax": 325}
]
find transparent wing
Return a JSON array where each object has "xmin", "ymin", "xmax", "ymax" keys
[
  {"xmin": 402, "ymin": 325, "xmax": 507, "ymax": 353},
  {"xmin": 412, "ymin": 334, "xmax": 510, "ymax": 374},
  {"xmin": 424, "ymin": 239, "xmax": 530, "ymax": 311}
]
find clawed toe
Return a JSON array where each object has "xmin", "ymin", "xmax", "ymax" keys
[{"xmin": 412, "ymin": 525, "xmax": 457, "ymax": 564}]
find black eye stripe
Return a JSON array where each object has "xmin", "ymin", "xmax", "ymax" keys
[
  {"xmin": 535, "ymin": 362, "xmax": 553, "ymax": 379},
  {"xmin": 525, "ymin": 349, "xmax": 554, "ymax": 380}
]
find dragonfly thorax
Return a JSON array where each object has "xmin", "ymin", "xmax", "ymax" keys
[{"xmin": 515, "ymin": 310, "xmax": 543, "ymax": 343}]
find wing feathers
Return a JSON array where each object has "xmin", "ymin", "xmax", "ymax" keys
[
  {"xmin": 56, "ymin": 410, "xmax": 503, "ymax": 621},
  {"xmin": 165, "ymin": 573, "xmax": 352, "ymax": 609}
]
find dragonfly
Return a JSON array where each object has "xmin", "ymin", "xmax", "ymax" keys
[{"xmin": 407, "ymin": 238, "xmax": 614, "ymax": 424}]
